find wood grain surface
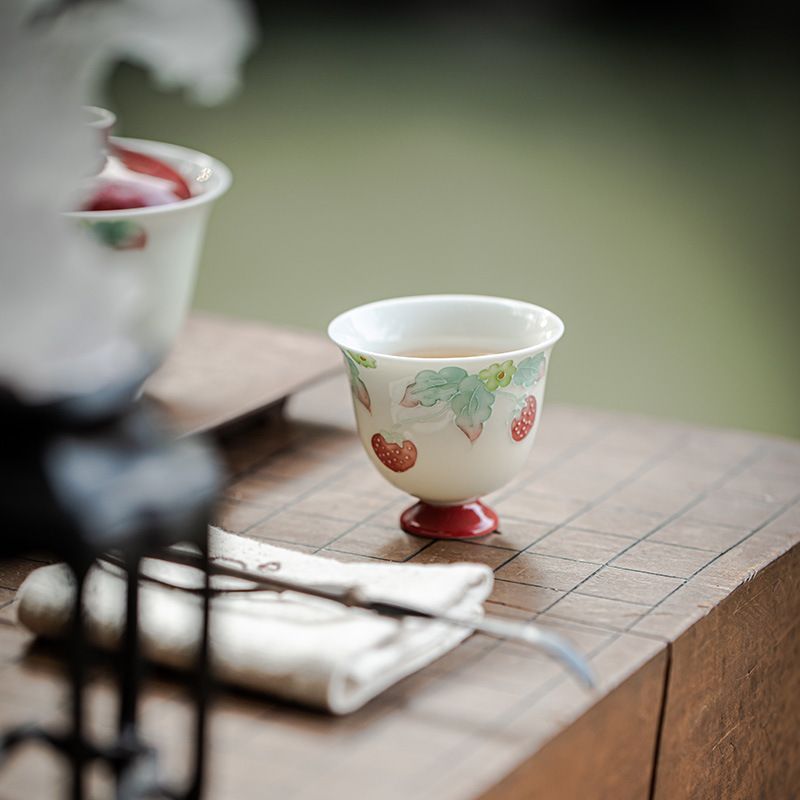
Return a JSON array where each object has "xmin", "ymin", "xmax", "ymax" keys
[
  {"xmin": 144, "ymin": 313, "xmax": 341, "ymax": 435},
  {"xmin": 1, "ymin": 322, "xmax": 799, "ymax": 800},
  {"xmin": 653, "ymin": 539, "xmax": 800, "ymax": 800},
  {"xmin": 481, "ymin": 648, "xmax": 668, "ymax": 800}
]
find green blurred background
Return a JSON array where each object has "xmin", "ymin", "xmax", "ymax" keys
[{"xmin": 107, "ymin": 10, "xmax": 800, "ymax": 438}]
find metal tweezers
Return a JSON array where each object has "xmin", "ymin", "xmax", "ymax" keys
[{"xmin": 102, "ymin": 549, "xmax": 595, "ymax": 688}]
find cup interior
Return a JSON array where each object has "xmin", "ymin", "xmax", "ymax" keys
[
  {"xmin": 328, "ymin": 295, "xmax": 564, "ymax": 361},
  {"xmin": 66, "ymin": 137, "xmax": 232, "ymax": 219}
]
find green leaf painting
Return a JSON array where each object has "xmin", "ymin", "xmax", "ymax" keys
[
  {"xmin": 383, "ymin": 351, "xmax": 548, "ymax": 445},
  {"xmin": 513, "ymin": 353, "xmax": 545, "ymax": 387},
  {"xmin": 86, "ymin": 220, "xmax": 147, "ymax": 250},
  {"xmin": 348, "ymin": 351, "xmax": 376, "ymax": 369},
  {"xmin": 400, "ymin": 366, "xmax": 468, "ymax": 408},
  {"xmin": 344, "ymin": 353, "xmax": 360, "ymax": 382},
  {"xmin": 449, "ymin": 375, "xmax": 495, "ymax": 442},
  {"xmin": 478, "ymin": 360, "xmax": 516, "ymax": 391}
]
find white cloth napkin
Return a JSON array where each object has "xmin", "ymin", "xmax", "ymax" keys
[{"xmin": 16, "ymin": 528, "xmax": 493, "ymax": 714}]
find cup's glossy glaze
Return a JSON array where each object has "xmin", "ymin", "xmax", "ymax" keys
[{"xmin": 328, "ymin": 295, "xmax": 564, "ymax": 538}]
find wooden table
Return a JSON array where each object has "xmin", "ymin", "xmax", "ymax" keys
[{"xmin": 1, "ymin": 318, "xmax": 798, "ymax": 800}]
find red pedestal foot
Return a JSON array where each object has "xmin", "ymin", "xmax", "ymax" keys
[{"xmin": 400, "ymin": 500, "xmax": 499, "ymax": 539}]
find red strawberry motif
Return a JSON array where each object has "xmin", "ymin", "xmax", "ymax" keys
[
  {"xmin": 371, "ymin": 434, "xmax": 417, "ymax": 472},
  {"xmin": 511, "ymin": 395, "xmax": 537, "ymax": 442}
]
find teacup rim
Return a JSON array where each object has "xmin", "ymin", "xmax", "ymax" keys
[
  {"xmin": 64, "ymin": 136, "xmax": 232, "ymax": 219},
  {"xmin": 328, "ymin": 293, "xmax": 565, "ymax": 364}
]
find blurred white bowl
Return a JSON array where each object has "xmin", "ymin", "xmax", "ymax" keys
[{"xmin": 66, "ymin": 137, "xmax": 231, "ymax": 367}]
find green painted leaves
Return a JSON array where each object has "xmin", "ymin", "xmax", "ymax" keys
[
  {"xmin": 393, "ymin": 352, "xmax": 547, "ymax": 443},
  {"xmin": 513, "ymin": 354, "xmax": 545, "ymax": 387},
  {"xmin": 478, "ymin": 360, "xmax": 516, "ymax": 391},
  {"xmin": 400, "ymin": 366, "xmax": 467, "ymax": 408},
  {"xmin": 345, "ymin": 354, "xmax": 360, "ymax": 383},
  {"xmin": 348, "ymin": 351, "xmax": 376, "ymax": 369},
  {"xmin": 450, "ymin": 375, "xmax": 495, "ymax": 442},
  {"xmin": 85, "ymin": 220, "xmax": 147, "ymax": 250},
  {"xmin": 401, "ymin": 368, "xmax": 495, "ymax": 442}
]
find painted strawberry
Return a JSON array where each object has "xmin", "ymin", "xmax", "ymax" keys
[
  {"xmin": 511, "ymin": 395, "xmax": 537, "ymax": 442},
  {"xmin": 371, "ymin": 433, "xmax": 417, "ymax": 472}
]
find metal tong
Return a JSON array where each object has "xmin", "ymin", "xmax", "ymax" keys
[{"xmin": 103, "ymin": 549, "xmax": 596, "ymax": 689}]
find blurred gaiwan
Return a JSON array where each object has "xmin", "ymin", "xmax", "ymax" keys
[{"xmin": 67, "ymin": 107, "xmax": 231, "ymax": 366}]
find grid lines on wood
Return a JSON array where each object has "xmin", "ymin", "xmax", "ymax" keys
[{"xmin": 1, "ymin": 387, "xmax": 798, "ymax": 800}]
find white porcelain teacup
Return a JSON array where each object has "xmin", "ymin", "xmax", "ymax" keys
[
  {"xmin": 328, "ymin": 295, "xmax": 564, "ymax": 538},
  {"xmin": 66, "ymin": 135, "xmax": 231, "ymax": 369}
]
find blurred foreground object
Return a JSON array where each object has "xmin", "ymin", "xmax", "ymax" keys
[
  {"xmin": 79, "ymin": 106, "xmax": 193, "ymax": 211},
  {"xmin": 0, "ymin": 377, "xmax": 223, "ymax": 799},
  {"xmin": 0, "ymin": 0, "xmax": 253, "ymax": 796},
  {"xmin": 0, "ymin": 0, "xmax": 254, "ymax": 403},
  {"xmin": 70, "ymin": 108, "xmax": 233, "ymax": 366}
]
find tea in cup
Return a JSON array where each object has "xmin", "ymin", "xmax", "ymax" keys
[{"xmin": 328, "ymin": 295, "xmax": 564, "ymax": 538}]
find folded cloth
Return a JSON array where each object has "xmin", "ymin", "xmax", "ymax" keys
[{"xmin": 16, "ymin": 527, "xmax": 493, "ymax": 714}]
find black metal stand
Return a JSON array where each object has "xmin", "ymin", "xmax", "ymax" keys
[{"xmin": 0, "ymin": 378, "xmax": 222, "ymax": 799}]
